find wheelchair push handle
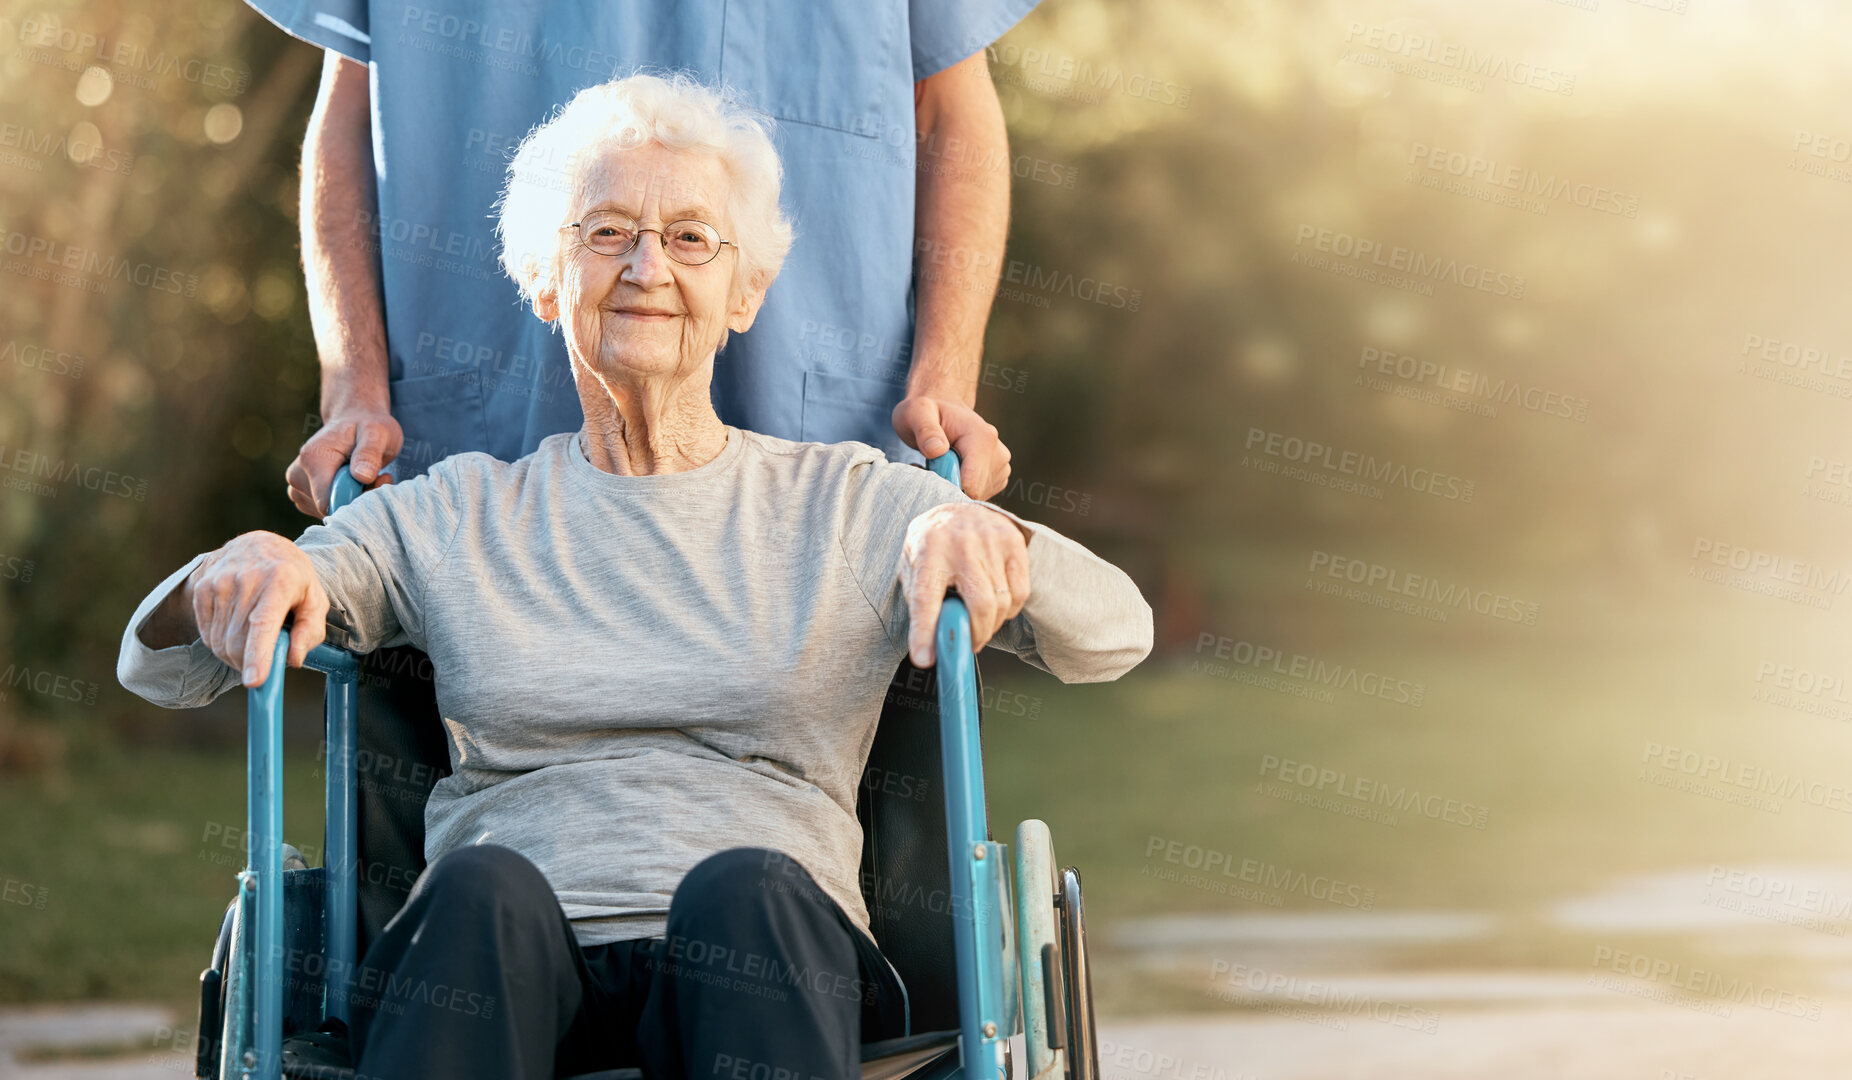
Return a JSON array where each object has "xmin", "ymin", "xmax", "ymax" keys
[
  {"xmin": 927, "ymin": 447, "xmax": 962, "ymax": 489},
  {"xmin": 924, "ymin": 447, "xmax": 978, "ymax": 661},
  {"xmin": 328, "ymin": 465, "xmax": 364, "ymax": 518}
]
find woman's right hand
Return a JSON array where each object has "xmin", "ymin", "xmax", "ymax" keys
[{"xmin": 184, "ymin": 532, "xmax": 330, "ymax": 687}]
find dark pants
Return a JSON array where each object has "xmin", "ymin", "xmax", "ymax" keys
[{"xmin": 342, "ymin": 843, "xmax": 909, "ymax": 1080}]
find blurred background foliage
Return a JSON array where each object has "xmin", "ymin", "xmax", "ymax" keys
[
  {"xmin": 9, "ymin": 0, "xmax": 1852, "ymax": 1035},
  {"xmin": 11, "ymin": 0, "xmax": 1852, "ymax": 767}
]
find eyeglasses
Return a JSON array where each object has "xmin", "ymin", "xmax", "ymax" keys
[{"xmin": 561, "ymin": 210, "xmax": 735, "ymax": 266}]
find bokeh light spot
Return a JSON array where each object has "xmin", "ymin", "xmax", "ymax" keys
[
  {"xmin": 203, "ymin": 103, "xmax": 243, "ymax": 145},
  {"xmin": 74, "ymin": 66, "xmax": 113, "ymax": 107},
  {"xmin": 66, "ymin": 120, "xmax": 102, "ymax": 165}
]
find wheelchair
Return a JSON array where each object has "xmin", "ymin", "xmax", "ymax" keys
[{"xmin": 189, "ymin": 454, "xmax": 1102, "ymax": 1080}]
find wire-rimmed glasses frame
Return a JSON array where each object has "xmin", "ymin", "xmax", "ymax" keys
[{"xmin": 561, "ymin": 210, "xmax": 735, "ymax": 266}]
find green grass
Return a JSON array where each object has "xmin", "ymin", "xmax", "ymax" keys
[
  {"xmin": 11, "ymin": 594, "xmax": 1852, "ymax": 1024},
  {"xmin": 0, "ymin": 746, "xmax": 328, "ymax": 1016}
]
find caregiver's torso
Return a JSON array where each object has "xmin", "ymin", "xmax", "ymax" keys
[{"xmin": 362, "ymin": 0, "xmax": 927, "ymax": 469}]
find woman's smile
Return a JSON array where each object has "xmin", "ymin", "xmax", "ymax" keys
[{"xmin": 608, "ymin": 307, "xmax": 681, "ymax": 322}]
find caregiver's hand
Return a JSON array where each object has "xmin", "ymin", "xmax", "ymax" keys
[
  {"xmin": 286, "ymin": 408, "xmax": 400, "ymax": 518},
  {"xmin": 145, "ymin": 532, "xmax": 330, "ymax": 688},
  {"xmin": 892, "ymin": 395, "xmax": 1011, "ymax": 500},
  {"xmin": 901, "ymin": 503, "xmax": 1032, "ymax": 668}
]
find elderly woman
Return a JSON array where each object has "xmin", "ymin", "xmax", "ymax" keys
[{"xmin": 118, "ymin": 74, "xmax": 1150, "ymax": 1080}]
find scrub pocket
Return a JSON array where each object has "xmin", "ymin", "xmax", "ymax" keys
[
  {"xmin": 387, "ymin": 369, "xmax": 488, "ymax": 479},
  {"xmin": 720, "ymin": 0, "xmax": 897, "ymax": 138},
  {"xmin": 800, "ymin": 370, "xmax": 905, "ymax": 449}
]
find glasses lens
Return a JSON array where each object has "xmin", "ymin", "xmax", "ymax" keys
[
  {"xmin": 664, "ymin": 220, "xmax": 721, "ymax": 264},
  {"xmin": 581, "ymin": 212, "xmax": 637, "ymax": 255}
]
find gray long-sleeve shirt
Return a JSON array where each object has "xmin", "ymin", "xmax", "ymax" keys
[{"xmin": 117, "ymin": 427, "xmax": 1152, "ymax": 946}]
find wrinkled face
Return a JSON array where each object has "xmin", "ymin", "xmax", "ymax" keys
[{"xmin": 535, "ymin": 142, "xmax": 764, "ymax": 388}]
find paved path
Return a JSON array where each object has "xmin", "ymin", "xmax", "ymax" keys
[
  {"xmin": 8, "ymin": 999, "xmax": 1852, "ymax": 1079},
  {"xmin": 1096, "ymin": 1002, "xmax": 1852, "ymax": 1080},
  {"xmin": 0, "ymin": 1003, "xmax": 189, "ymax": 1078}
]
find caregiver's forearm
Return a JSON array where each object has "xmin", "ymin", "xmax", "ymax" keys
[
  {"xmin": 303, "ymin": 51, "xmax": 390, "ymax": 419},
  {"xmin": 908, "ymin": 50, "xmax": 1011, "ymax": 407}
]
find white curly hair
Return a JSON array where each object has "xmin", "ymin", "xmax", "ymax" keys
[{"xmin": 495, "ymin": 71, "xmax": 795, "ymax": 310}]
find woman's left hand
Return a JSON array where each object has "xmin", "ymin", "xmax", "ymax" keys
[{"xmin": 901, "ymin": 503, "xmax": 1032, "ymax": 667}]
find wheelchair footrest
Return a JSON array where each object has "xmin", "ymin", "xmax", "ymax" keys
[{"xmin": 279, "ymin": 1022, "xmax": 354, "ymax": 1080}]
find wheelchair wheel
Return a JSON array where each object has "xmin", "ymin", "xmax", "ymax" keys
[
  {"xmin": 195, "ymin": 900, "xmax": 237, "ymax": 1080},
  {"xmin": 1012, "ymin": 821, "xmax": 1067, "ymax": 1080},
  {"xmin": 217, "ymin": 886, "xmax": 248, "ymax": 1080},
  {"xmin": 1054, "ymin": 866, "xmax": 1100, "ymax": 1080},
  {"xmin": 999, "ymin": 839, "xmax": 1022, "ymax": 1046}
]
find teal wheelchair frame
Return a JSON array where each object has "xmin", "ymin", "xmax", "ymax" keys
[{"xmin": 201, "ymin": 454, "xmax": 1100, "ymax": 1080}]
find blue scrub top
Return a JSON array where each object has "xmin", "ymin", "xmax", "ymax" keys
[{"xmin": 246, "ymin": 0, "xmax": 1036, "ymax": 478}]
